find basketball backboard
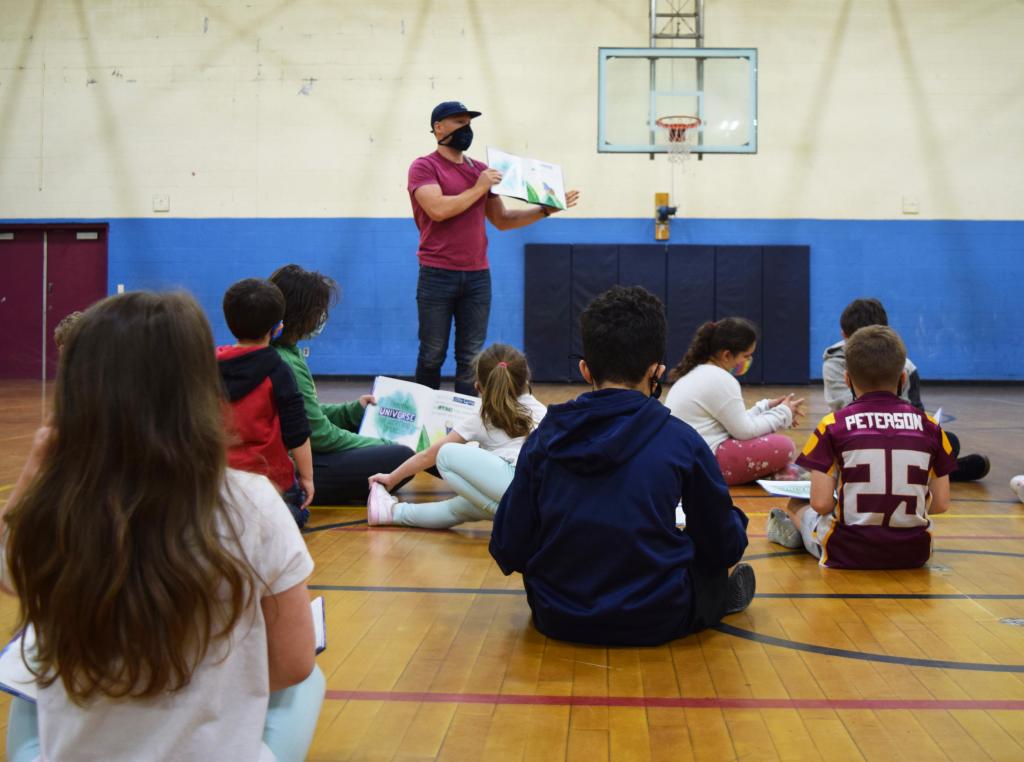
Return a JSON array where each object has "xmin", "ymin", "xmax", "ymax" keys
[{"xmin": 597, "ymin": 47, "xmax": 758, "ymax": 155}]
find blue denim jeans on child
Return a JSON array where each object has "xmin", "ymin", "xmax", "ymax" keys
[{"xmin": 415, "ymin": 266, "xmax": 491, "ymax": 396}]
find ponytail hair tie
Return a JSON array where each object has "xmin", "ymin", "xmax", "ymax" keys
[{"xmin": 497, "ymin": 361, "xmax": 508, "ymax": 368}]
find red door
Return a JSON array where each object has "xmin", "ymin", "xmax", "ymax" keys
[
  {"xmin": 0, "ymin": 225, "xmax": 108, "ymax": 379},
  {"xmin": 45, "ymin": 228, "xmax": 108, "ymax": 378},
  {"xmin": 0, "ymin": 228, "xmax": 45, "ymax": 379}
]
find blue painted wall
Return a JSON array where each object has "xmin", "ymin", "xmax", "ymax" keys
[{"xmin": 8, "ymin": 217, "xmax": 1023, "ymax": 381}]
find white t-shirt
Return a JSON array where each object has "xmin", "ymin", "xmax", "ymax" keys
[
  {"xmin": 453, "ymin": 393, "xmax": 547, "ymax": 464},
  {"xmin": 2, "ymin": 469, "xmax": 314, "ymax": 762},
  {"xmin": 664, "ymin": 363, "xmax": 793, "ymax": 452}
]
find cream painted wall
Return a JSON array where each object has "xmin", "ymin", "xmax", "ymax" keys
[{"xmin": 1, "ymin": 0, "xmax": 1021, "ymax": 220}]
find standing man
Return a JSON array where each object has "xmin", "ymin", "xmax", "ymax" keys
[{"xmin": 408, "ymin": 101, "xmax": 578, "ymax": 395}]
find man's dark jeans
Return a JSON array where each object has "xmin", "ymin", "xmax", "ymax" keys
[{"xmin": 415, "ymin": 265, "xmax": 491, "ymax": 396}]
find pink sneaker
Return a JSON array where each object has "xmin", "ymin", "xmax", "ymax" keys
[{"xmin": 367, "ymin": 483, "xmax": 398, "ymax": 526}]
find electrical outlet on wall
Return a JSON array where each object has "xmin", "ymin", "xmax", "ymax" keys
[
  {"xmin": 902, "ymin": 196, "xmax": 920, "ymax": 215},
  {"xmin": 302, "ymin": 347, "xmax": 310, "ymax": 358},
  {"xmin": 152, "ymin": 194, "xmax": 170, "ymax": 213}
]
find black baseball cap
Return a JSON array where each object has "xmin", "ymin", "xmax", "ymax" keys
[{"xmin": 430, "ymin": 101, "xmax": 482, "ymax": 127}]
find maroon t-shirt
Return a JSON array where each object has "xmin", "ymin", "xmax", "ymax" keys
[
  {"xmin": 407, "ymin": 151, "xmax": 492, "ymax": 271},
  {"xmin": 796, "ymin": 391, "xmax": 957, "ymax": 569}
]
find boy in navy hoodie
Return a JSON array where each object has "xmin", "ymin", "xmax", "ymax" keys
[{"xmin": 489, "ymin": 286, "xmax": 754, "ymax": 646}]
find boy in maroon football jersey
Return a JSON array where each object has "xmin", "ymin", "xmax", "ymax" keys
[{"xmin": 766, "ymin": 325, "xmax": 955, "ymax": 569}]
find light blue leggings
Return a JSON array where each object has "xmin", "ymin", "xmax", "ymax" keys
[
  {"xmin": 6, "ymin": 664, "xmax": 326, "ymax": 762},
  {"xmin": 393, "ymin": 442, "xmax": 516, "ymax": 529}
]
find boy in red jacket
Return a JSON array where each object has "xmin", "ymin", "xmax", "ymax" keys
[{"xmin": 217, "ymin": 278, "xmax": 314, "ymax": 526}]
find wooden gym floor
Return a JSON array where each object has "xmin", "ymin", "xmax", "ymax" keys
[{"xmin": 1, "ymin": 379, "xmax": 1022, "ymax": 760}]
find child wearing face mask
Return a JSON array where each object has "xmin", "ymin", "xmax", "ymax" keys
[
  {"xmin": 664, "ymin": 318, "xmax": 807, "ymax": 486},
  {"xmin": 489, "ymin": 287, "xmax": 755, "ymax": 646}
]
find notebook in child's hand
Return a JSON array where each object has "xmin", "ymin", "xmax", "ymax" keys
[
  {"xmin": 756, "ymin": 479, "xmax": 812, "ymax": 501},
  {"xmin": 0, "ymin": 624, "xmax": 38, "ymax": 703},
  {"xmin": 0, "ymin": 598, "xmax": 329, "ymax": 704},
  {"xmin": 311, "ymin": 595, "xmax": 326, "ymax": 655},
  {"xmin": 359, "ymin": 376, "xmax": 481, "ymax": 452}
]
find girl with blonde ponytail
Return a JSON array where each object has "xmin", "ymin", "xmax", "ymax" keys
[
  {"xmin": 367, "ymin": 344, "xmax": 546, "ymax": 529},
  {"xmin": 665, "ymin": 317, "xmax": 808, "ymax": 485}
]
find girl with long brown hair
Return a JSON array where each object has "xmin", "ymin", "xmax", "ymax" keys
[
  {"xmin": 366, "ymin": 343, "xmax": 546, "ymax": 529},
  {"xmin": 2, "ymin": 292, "xmax": 324, "ymax": 762},
  {"xmin": 665, "ymin": 317, "xmax": 807, "ymax": 486}
]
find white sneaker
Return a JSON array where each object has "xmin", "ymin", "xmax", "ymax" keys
[
  {"xmin": 766, "ymin": 508, "xmax": 802, "ymax": 549},
  {"xmin": 1011, "ymin": 475, "xmax": 1024, "ymax": 504},
  {"xmin": 367, "ymin": 483, "xmax": 398, "ymax": 525}
]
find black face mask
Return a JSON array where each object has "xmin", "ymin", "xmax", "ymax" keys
[
  {"xmin": 439, "ymin": 123, "xmax": 473, "ymax": 151},
  {"xmin": 650, "ymin": 375, "xmax": 663, "ymax": 400}
]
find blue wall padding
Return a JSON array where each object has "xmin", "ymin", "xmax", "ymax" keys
[
  {"xmin": 762, "ymin": 246, "xmax": 811, "ymax": 385},
  {"xmin": 569, "ymin": 244, "xmax": 620, "ymax": 382},
  {"xmin": 3, "ymin": 216, "xmax": 1020, "ymax": 380},
  {"xmin": 666, "ymin": 245, "xmax": 715, "ymax": 378},
  {"xmin": 526, "ymin": 244, "xmax": 809, "ymax": 384},
  {"xmin": 523, "ymin": 244, "xmax": 573, "ymax": 382},
  {"xmin": 714, "ymin": 246, "xmax": 766, "ymax": 383}
]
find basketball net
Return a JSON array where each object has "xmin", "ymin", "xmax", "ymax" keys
[
  {"xmin": 656, "ymin": 115, "xmax": 701, "ymax": 166},
  {"xmin": 656, "ymin": 115, "xmax": 701, "ymax": 205}
]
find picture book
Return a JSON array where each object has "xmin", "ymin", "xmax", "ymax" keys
[
  {"xmin": 358, "ymin": 376, "xmax": 480, "ymax": 452},
  {"xmin": 485, "ymin": 147, "xmax": 567, "ymax": 209}
]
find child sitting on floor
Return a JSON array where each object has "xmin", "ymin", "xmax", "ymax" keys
[
  {"xmin": 665, "ymin": 317, "xmax": 807, "ymax": 485},
  {"xmin": 3, "ymin": 291, "xmax": 323, "ymax": 762},
  {"xmin": 822, "ymin": 297, "xmax": 988, "ymax": 481},
  {"xmin": 489, "ymin": 286, "xmax": 754, "ymax": 647},
  {"xmin": 767, "ymin": 325, "xmax": 955, "ymax": 568},
  {"xmin": 217, "ymin": 278, "xmax": 314, "ymax": 527},
  {"xmin": 367, "ymin": 343, "xmax": 546, "ymax": 529}
]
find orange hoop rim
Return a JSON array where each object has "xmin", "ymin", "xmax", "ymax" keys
[{"xmin": 655, "ymin": 115, "xmax": 702, "ymax": 142}]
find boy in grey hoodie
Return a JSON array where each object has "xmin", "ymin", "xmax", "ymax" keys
[{"xmin": 823, "ymin": 298, "xmax": 988, "ymax": 482}]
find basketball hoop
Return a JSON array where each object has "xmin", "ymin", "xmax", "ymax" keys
[{"xmin": 656, "ymin": 115, "xmax": 701, "ymax": 164}]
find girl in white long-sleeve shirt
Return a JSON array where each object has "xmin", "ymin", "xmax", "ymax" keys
[{"xmin": 665, "ymin": 318, "xmax": 806, "ymax": 485}]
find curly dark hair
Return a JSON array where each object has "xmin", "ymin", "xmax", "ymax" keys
[
  {"xmin": 269, "ymin": 264, "xmax": 339, "ymax": 345},
  {"xmin": 580, "ymin": 286, "xmax": 666, "ymax": 385}
]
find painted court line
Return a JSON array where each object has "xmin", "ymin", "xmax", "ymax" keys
[
  {"xmin": 714, "ymin": 623, "xmax": 1024, "ymax": 673},
  {"xmin": 323, "ymin": 689, "xmax": 1024, "ymax": 711},
  {"xmin": 307, "ymin": 584, "xmax": 1023, "ymax": 601}
]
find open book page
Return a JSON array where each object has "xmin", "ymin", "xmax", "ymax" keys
[
  {"xmin": 756, "ymin": 480, "xmax": 812, "ymax": 501},
  {"xmin": 486, "ymin": 147, "xmax": 567, "ymax": 209},
  {"xmin": 359, "ymin": 376, "xmax": 480, "ymax": 452},
  {"xmin": 0, "ymin": 599, "xmax": 329, "ymax": 704}
]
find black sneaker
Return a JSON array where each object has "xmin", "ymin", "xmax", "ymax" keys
[
  {"xmin": 950, "ymin": 453, "xmax": 990, "ymax": 482},
  {"xmin": 724, "ymin": 563, "xmax": 756, "ymax": 615}
]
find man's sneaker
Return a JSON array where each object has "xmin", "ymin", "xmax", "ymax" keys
[
  {"xmin": 950, "ymin": 453, "xmax": 990, "ymax": 482},
  {"xmin": 766, "ymin": 508, "xmax": 802, "ymax": 549},
  {"xmin": 1011, "ymin": 475, "xmax": 1024, "ymax": 504},
  {"xmin": 724, "ymin": 563, "xmax": 756, "ymax": 615},
  {"xmin": 367, "ymin": 483, "xmax": 398, "ymax": 526}
]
